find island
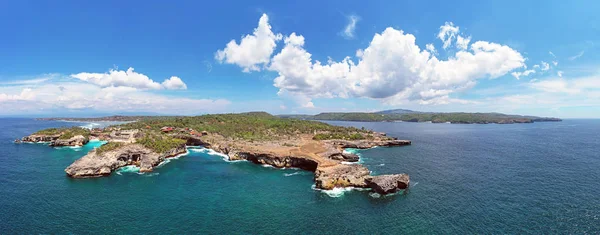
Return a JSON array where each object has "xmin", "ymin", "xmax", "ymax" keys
[
  {"xmin": 18, "ymin": 112, "xmax": 412, "ymax": 195},
  {"xmin": 279, "ymin": 109, "xmax": 562, "ymax": 124}
]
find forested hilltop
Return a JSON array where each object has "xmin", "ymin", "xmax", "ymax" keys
[{"xmin": 279, "ymin": 110, "xmax": 562, "ymax": 124}]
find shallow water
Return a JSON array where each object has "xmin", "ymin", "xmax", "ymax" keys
[{"xmin": 0, "ymin": 118, "xmax": 599, "ymax": 234}]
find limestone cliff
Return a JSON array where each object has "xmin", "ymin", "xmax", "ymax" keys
[
  {"xmin": 65, "ymin": 144, "xmax": 186, "ymax": 178},
  {"xmin": 50, "ymin": 135, "xmax": 89, "ymax": 147}
]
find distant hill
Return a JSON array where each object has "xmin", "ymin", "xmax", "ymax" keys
[
  {"xmin": 278, "ymin": 111, "xmax": 561, "ymax": 124},
  {"xmin": 376, "ymin": 109, "xmax": 419, "ymax": 114}
]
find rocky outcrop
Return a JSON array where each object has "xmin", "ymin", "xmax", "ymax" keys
[
  {"xmin": 207, "ymin": 139, "xmax": 411, "ymax": 195},
  {"xmin": 227, "ymin": 150, "xmax": 319, "ymax": 172},
  {"xmin": 326, "ymin": 139, "xmax": 411, "ymax": 149},
  {"xmin": 327, "ymin": 152, "xmax": 360, "ymax": 162},
  {"xmin": 314, "ymin": 164, "xmax": 370, "ymax": 189},
  {"xmin": 20, "ymin": 134, "xmax": 60, "ymax": 143},
  {"xmin": 65, "ymin": 144, "xmax": 186, "ymax": 178},
  {"xmin": 50, "ymin": 135, "xmax": 89, "ymax": 147},
  {"xmin": 366, "ymin": 174, "xmax": 410, "ymax": 194},
  {"xmin": 169, "ymin": 134, "xmax": 209, "ymax": 146}
]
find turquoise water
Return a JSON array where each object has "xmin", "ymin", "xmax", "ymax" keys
[{"xmin": 1, "ymin": 118, "xmax": 599, "ymax": 234}]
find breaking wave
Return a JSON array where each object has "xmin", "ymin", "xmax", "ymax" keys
[
  {"xmin": 284, "ymin": 171, "xmax": 303, "ymax": 177},
  {"xmin": 115, "ymin": 165, "xmax": 140, "ymax": 175},
  {"xmin": 311, "ymin": 184, "xmax": 369, "ymax": 198}
]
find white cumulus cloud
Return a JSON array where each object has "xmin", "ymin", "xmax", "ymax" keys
[
  {"xmin": 215, "ymin": 14, "xmax": 283, "ymax": 72},
  {"xmin": 269, "ymin": 27, "xmax": 525, "ymax": 105},
  {"xmin": 71, "ymin": 67, "xmax": 187, "ymax": 90},
  {"xmin": 161, "ymin": 76, "xmax": 187, "ymax": 90},
  {"xmin": 220, "ymin": 15, "xmax": 526, "ymax": 107}
]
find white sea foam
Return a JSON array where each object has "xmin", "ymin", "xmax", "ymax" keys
[
  {"xmin": 78, "ymin": 122, "xmax": 101, "ymax": 130},
  {"xmin": 284, "ymin": 171, "xmax": 303, "ymax": 177},
  {"xmin": 116, "ymin": 165, "xmax": 140, "ymax": 175},
  {"xmin": 378, "ymin": 163, "xmax": 385, "ymax": 166},
  {"xmin": 188, "ymin": 147, "xmax": 242, "ymax": 162},
  {"xmin": 156, "ymin": 149, "xmax": 189, "ymax": 167},
  {"xmin": 311, "ymin": 184, "xmax": 369, "ymax": 197},
  {"xmin": 261, "ymin": 164, "xmax": 275, "ymax": 168}
]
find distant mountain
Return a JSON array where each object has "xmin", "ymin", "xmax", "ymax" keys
[
  {"xmin": 376, "ymin": 109, "xmax": 419, "ymax": 114},
  {"xmin": 278, "ymin": 111, "xmax": 561, "ymax": 124}
]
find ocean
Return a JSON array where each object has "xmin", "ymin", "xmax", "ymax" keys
[{"xmin": 0, "ymin": 118, "xmax": 599, "ymax": 234}]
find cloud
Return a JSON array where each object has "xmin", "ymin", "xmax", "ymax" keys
[
  {"xmin": 541, "ymin": 61, "xmax": 550, "ymax": 71},
  {"xmin": 511, "ymin": 69, "xmax": 536, "ymax": 80},
  {"xmin": 552, "ymin": 61, "xmax": 558, "ymax": 66},
  {"xmin": 425, "ymin": 43, "xmax": 436, "ymax": 54},
  {"xmin": 342, "ymin": 15, "xmax": 360, "ymax": 39},
  {"xmin": 0, "ymin": 81, "xmax": 229, "ymax": 115},
  {"xmin": 549, "ymin": 51, "xmax": 556, "ymax": 58},
  {"xmin": 568, "ymin": 51, "xmax": 585, "ymax": 61},
  {"xmin": 161, "ymin": 76, "xmax": 187, "ymax": 90},
  {"xmin": 0, "ymin": 88, "xmax": 35, "ymax": 102},
  {"xmin": 269, "ymin": 26, "xmax": 525, "ymax": 106},
  {"xmin": 529, "ymin": 76, "xmax": 600, "ymax": 94},
  {"xmin": 0, "ymin": 78, "xmax": 50, "ymax": 85},
  {"xmin": 215, "ymin": 14, "xmax": 283, "ymax": 72},
  {"xmin": 456, "ymin": 35, "xmax": 471, "ymax": 50},
  {"xmin": 221, "ymin": 15, "xmax": 525, "ymax": 108},
  {"xmin": 71, "ymin": 67, "xmax": 187, "ymax": 90},
  {"xmin": 437, "ymin": 22, "xmax": 460, "ymax": 49},
  {"xmin": 557, "ymin": 71, "xmax": 564, "ymax": 77}
]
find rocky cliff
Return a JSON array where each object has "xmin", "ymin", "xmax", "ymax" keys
[
  {"xmin": 65, "ymin": 144, "xmax": 186, "ymax": 178},
  {"xmin": 18, "ymin": 134, "xmax": 89, "ymax": 147},
  {"xmin": 209, "ymin": 138, "xmax": 411, "ymax": 195},
  {"xmin": 50, "ymin": 135, "xmax": 89, "ymax": 147},
  {"xmin": 19, "ymin": 134, "xmax": 61, "ymax": 143}
]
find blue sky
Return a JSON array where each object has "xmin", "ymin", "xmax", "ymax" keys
[{"xmin": 1, "ymin": 0, "xmax": 599, "ymax": 118}]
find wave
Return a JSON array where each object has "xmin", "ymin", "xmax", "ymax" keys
[
  {"xmin": 79, "ymin": 122, "xmax": 101, "ymax": 130},
  {"xmin": 378, "ymin": 163, "xmax": 385, "ymax": 166},
  {"xmin": 188, "ymin": 147, "xmax": 244, "ymax": 162},
  {"xmin": 284, "ymin": 171, "xmax": 303, "ymax": 177},
  {"xmin": 156, "ymin": 149, "xmax": 189, "ymax": 168},
  {"xmin": 115, "ymin": 165, "xmax": 140, "ymax": 175},
  {"xmin": 311, "ymin": 184, "xmax": 369, "ymax": 197}
]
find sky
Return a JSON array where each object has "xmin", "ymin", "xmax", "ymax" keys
[{"xmin": 1, "ymin": 0, "xmax": 599, "ymax": 118}]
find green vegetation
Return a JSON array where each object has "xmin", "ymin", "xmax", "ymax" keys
[
  {"xmin": 137, "ymin": 133, "xmax": 186, "ymax": 153},
  {"xmin": 34, "ymin": 127, "xmax": 91, "ymax": 139},
  {"xmin": 96, "ymin": 142, "xmax": 124, "ymax": 154},
  {"xmin": 279, "ymin": 112, "xmax": 561, "ymax": 124},
  {"xmin": 313, "ymin": 132, "xmax": 366, "ymax": 140},
  {"xmin": 115, "ymin": 112, "xmax": 370, "ymax": 141}
]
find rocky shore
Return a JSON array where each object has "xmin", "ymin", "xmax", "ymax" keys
[
  {"xmin": 208, "ymin": 137, "xmax": 411, "ymax": 194},
  {"xmin": 65, "ymin": 144, "xmax": 186, "ymax": 178},
  {"xmin": 20, "ymin": 123, "xmax": 412, "ymax": 195},
  {"xmin": 17, "ymin": 134, "xmax": 89, "ymax": 147}
]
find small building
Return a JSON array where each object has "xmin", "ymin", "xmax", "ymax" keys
[{"xmin": 161, "ymin": 127, "xmax": 174, "ymax": 133}]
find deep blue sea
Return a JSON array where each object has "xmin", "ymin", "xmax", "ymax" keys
[{"xmin": 1, "ymin": 118, "xmax": 599, "ymax": 234}]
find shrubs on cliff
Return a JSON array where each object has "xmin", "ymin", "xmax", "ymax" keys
[
  {"xmin": 96, "ymin": 142, "xmax": 124, "ymax": 154},
  {"xmin": 137, "ymin": 134, "xmax": 186, "ymax": 153},
  {"xmin": 114, "ymin": 112, "xmax": 370, "ymax": 141},
  {"xmin": 313, "ymin": 133, "xmax": 365, "ymax": 140},
  {"xmin": 34, "ymin": 127, "xmax": 91, "ymax": 140}
]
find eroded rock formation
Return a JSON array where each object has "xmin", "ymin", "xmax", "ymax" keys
[
  {"xmin": 50, "ymin": 135, "xmax": 89, "ymax": 147},
  {"xmin": 65, "ymin": 144, "xmax": 186, "ymax": 178},
  {"xmin": 366, "ymin": 174, "xmax": 410, "ymax": 194}
]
